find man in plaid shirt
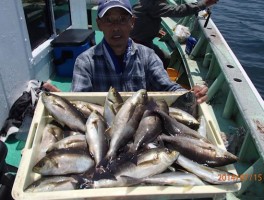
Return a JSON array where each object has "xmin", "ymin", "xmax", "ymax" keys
[{"xmin": 71, "ymin": 0, "xmax": 207, "ymax": 104}]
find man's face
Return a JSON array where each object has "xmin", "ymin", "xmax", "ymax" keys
[{"xmin": 97, "ymin": 8, "xmax": 135, "ymax": 54}]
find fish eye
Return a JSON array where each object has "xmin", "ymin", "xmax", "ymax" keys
[{"xmin": 38, "ymin": 162, "xmax": 44, "ymax": 167}]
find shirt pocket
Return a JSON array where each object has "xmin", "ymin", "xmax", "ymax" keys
[{"xmin": 130, "ymin": 75, "xmax": 146, "ymax": 91}]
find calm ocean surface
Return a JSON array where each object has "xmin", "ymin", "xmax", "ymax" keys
[{"xmin": 211, "ymin": 0, "xmax": 264, "ymax": 99}]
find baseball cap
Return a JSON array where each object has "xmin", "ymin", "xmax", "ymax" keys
[{"xmin": 97, "ymin": 0, "xmax": 133, "ymax": 18}]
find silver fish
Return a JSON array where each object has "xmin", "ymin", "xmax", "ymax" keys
[
  {"xmin": 129, "ymin": 110, "xmax": 162, "ymax": 153},
  {"xmin": 25, "ymin": 176, "xmax": 78, "ymax": 192},
  {"xmin": 114, "ymin": 148, "xmax": 179, "ymax": 179},
  {"xmin": 171, "ymin": 91, "xmax": 197, "ymax": 118},
  {"xmin": 46, "ymin": 134, "xmax": 87, "ymax": 153},
  {"xmin": 71, "ymin": 100, "xmax": 104, "ymax": 118},
  {"xmin": 85, "ymin": 110, "xmax": 108, "ymax": 166},
  {"xmin": 33, "ymin": 148, "xmax": 94, "ymax": 175},
  {"xmin": 37, "ymin": 120, "xmax": 64, "ymax": 161},
  {"xmin": 127, "ymin": 99, "xmax": 168, "ymax": 153},
  {"xmin": 155, "ymin": 110, "xmax": 210, "ymax": 143},
  {"xmin": 41, "ymin": 92, "xmax": 86, "ymax": 133},
  {"xmin": 104, "ymin": 89, "xmax": 148, "ymax": 161},
  {"xmin": 169, "ymin": 107, "xmax": 200, "ymax": 128},
  {"xmin": 176, "ymin": 154, "xmax": 241, "ymax": 185},
  {"xmin": 142, "ymin": 172, "xmax": 205, "ymax": 186},
  {"xmin": 84, "ymin": 175, "xmax": 141, "ymax": 189},
  {"xmin": 103, "ymin": 86, "xmax": 123, "ymax": 127},
  {"xmin": 155, "ymin": 99, "xmax": 169, "ymax": 114},
  {"xmin": 160, "ymin": 134, "xmax": 238, "ymax": 167}
]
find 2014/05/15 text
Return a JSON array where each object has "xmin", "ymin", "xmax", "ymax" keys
[{"xmin": 218, "ymin": 173, "xmax": 263, "ymax": 182}]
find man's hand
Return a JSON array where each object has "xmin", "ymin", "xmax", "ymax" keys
[
  {"xmin": 42, "ymin": 82, "xmax": 61, "ymax": 92},
  {"xmin": 192, "ymin": 84, "xmax": 208, "ymax": 104}
]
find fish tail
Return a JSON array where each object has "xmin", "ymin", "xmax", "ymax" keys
[
  {"xmin": 97, "ymin": 155, "xmax": 111, "ymax": 169},
  {"xmin": 125, "ymin": 152, "xmax": 138, "ymax": 165},
  {"xmin": 125, "ymin": 146, "xmax": 138, "ymax": 164},
  {"xmin": 92, "ymin": 166, "xmax": 116, "ymax": 181},
  {"xmin": 71, "ymin": 174, "xmax": 90, "ymax": 189},
  {"xmin": 79, "ymin": 178, "xmax": 94, "ymax": 189}
]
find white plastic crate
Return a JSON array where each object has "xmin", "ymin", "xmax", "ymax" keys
[{"xmin": 12, "ymin": 92, "xmax": 241, "ymax": 200}]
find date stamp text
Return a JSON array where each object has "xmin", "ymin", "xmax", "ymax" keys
[{"xmin": 218, "ymin": 173, "xmax": 263, "ymax": 182}]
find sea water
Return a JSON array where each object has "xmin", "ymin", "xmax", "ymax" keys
[{"xmin": 212, "ymin": 0, "xmax": 264, "ymax": 99}]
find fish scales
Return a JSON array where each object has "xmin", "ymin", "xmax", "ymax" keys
[
  {"xmin": 160, "ymin": 134, "xmax": 238, "ymax": 167},
  {"xmin": 47, "ymin": 134, "xmax": 87, "ymax": 153},
  {"xmin": 114, "ymin": 148, "xmax": 179, "ymax": 179},
  {"xmin": 155, "ymin": 110, "xmax": 210, "ymax": 143},
  {"xmin": 71, "ymin": 100, "xmax": 104, "ymax": 118},
  {"xmin": 37, "ymin": 121, "xmax": 64, "ymax": 161},
  {"xmin": 169, "ymin": 107, "xmax": 200, "ymax": 128},
  {"xmin": 86, "ymin": 110, "xmax": 108, "ymax": 166},
  {"xmin": 84, "ymin": 176, "xmax": 141, "ymax": 189},
  {"xmin": 41, "ymin": 92, "xmax": 86, "ymax": 133},
  {"xmin": 142, "ymin": 172, "xmax": 205, "ymax": 186},
  {"xmin": 25, "ymin": 176, "xmax": 78, "ymax": 192},
  {"xmin": 176, "ymin": 154, "xmax": 241, "ymax": 185},
  {"xmin": 33, "ymin": 149, "xmax": 94, "ymax": 175}
]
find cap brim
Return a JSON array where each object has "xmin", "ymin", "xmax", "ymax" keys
[{"xmin": 98, "ymin": 5, "xmax": 132, "ymax": 18}]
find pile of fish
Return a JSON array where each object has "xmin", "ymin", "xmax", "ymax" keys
[{"xmin": 26, "ymin": 88, "xmax": 240, "ymax": 192}]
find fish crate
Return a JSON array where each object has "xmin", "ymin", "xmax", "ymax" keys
[{"xmin": 12, "ymin": 92, "xmax": 241, "ymax": 200}]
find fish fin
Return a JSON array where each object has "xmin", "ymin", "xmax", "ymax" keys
[
  {"xmin": 156, "ymin": 135, "xmax": 166, "ymax": 147},
  {"xmin": 79, "ymin": 178, "xmax": 93, "ymax": 189},
  {"xmin": 119, "ymin": 175, "xmax": 143, "ymax": 186},
  {"xmin": 137, "ymin": 154, "xmax": 160, "ymax": 166},
  {"xmin": 167, "ymin": 166, "xmax": 176, "ymax": 172},
  {"xmin": 97, "ymin": 156, "xmax": 111, "ymax": 169},
  {"xmin": 114, "ymin": 103, "xmax": 123, "ymax": 113},
  {"xmin": 53, "ymin": 100, "xmax": 66, "ymax": 110},
  {"xmin": 182, "ymin": 185, "xmax": 194, "ymax": 192},
  {"xmin": 137, "ymin": 160, "xmax": 158, "ymax": 166},
  {"xmin": 71, "ymin": 174, "xmax": 87, "ymax": 188},
  {"xmin": 105, "ymin": 127, "xmax": 112, "ymax": 140},
  {"xmin": 92, "ymin": 119, "xmax": 99, "ymax": 130},
  {"xmin": 120, "ymin": 151, "xmax": 137, "ymax": 165},
  {"xmin": 92, "ymin": 167, "xmax": 116, "ymax": 181},
  {"xmin": 130, "ymin": 155, "xmax": 138, "ymax": 165},
  {"xmin": 97, "ymin": 154, "xmax": 119, "ymax": 174}
]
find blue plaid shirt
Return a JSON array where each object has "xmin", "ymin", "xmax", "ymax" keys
[{"xmin": 71, "ymin": 38, "xmax": 185, "ymax": 92}]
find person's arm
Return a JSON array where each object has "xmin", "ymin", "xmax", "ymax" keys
[
  {"xmin": 145, "ymin": 49, "xmax": 208, "ymax": 104},
  {"xmin": 71, "ymin": 54, "xmax": 93, "ymax": 92},
  {"xmin": 148, "ymin": 0, "xmax": 217, "ymax": 18}
]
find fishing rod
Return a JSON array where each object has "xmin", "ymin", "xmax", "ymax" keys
[{"xmin": 204, "ymin": 7, "xmax": 211, "ymax": 28}]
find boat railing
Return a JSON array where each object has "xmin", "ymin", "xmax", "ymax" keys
[{"xmin": 159, "ymin": 4, "xmax": 264, "ymax": 197}]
